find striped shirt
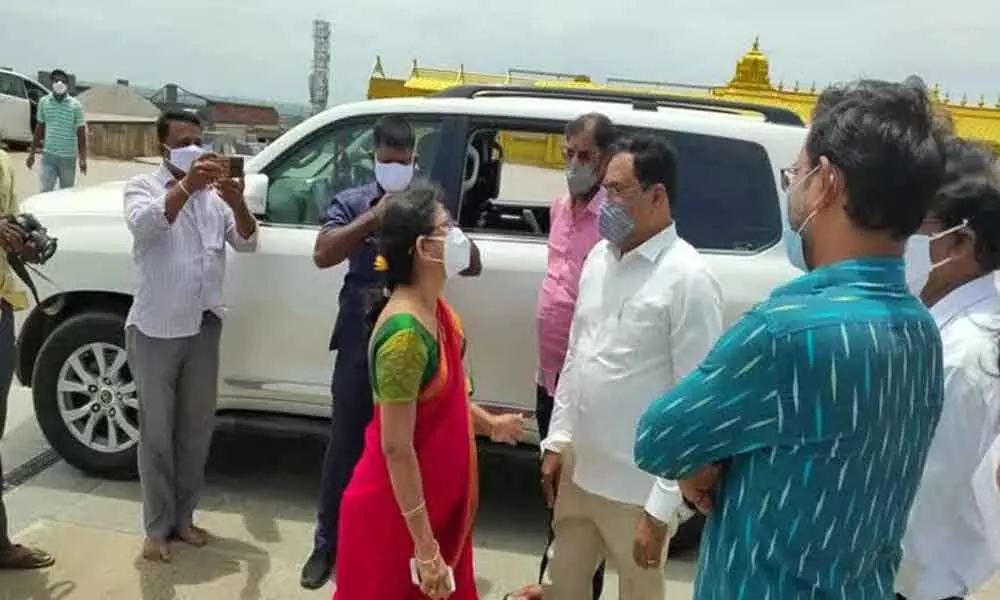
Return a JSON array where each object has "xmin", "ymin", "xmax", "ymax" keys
[
  {"xmin": 124, "ymin": 166, "xmax": 258, "ymax": 339},
  {"xmin": 635, "ymin": 258, "xmax": 944, "ymax": 600},
  {"xmin": 37, "ymin": 94, "xmax": 85, "ymax": 159}
]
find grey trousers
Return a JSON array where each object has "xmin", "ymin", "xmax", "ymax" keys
[
  {"xmin": 0, "ymin": 300, "xmax": 14, "ymax": 548},
  {"xmin": 125, "ymin": 313, "xmax": 221, "ymax": 539}
]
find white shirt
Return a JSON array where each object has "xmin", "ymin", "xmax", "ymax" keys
[
  {"xmin": 542, "ymin": 224, "xmax": 724, "ymax": 522},
  {"xmin": 123, "ymin": 166, "xmax": 258, "ymax": 339},
  {"xmin": 899, "ymin": 274, "xmax": 1000, "ymax": 600}
]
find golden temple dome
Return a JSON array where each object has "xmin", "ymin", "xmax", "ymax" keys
[{"xmin": 729, "ymin": 36, "xmax": 773, "ymax": 90}]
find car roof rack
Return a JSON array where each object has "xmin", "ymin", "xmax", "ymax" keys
[{"xmin": 430, "ymin": 84, "xmax": 805, "ymax": 127}]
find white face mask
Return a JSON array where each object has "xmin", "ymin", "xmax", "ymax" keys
[
  {"xmin": 166, "ymin": 144, "xmax": 208, "ymax": 174},
  {"xmin": 903, "ymin": 220, "xmax": 968, "ymax": 296},
  {"xmin": 375, "ymin": 160, "xmax": 414, "ymax": 193},
  {"xmin": 422, "ymin": 227, "xmax": 471, "ymax": 279},
  {"xmin": 51, "ymin": 81, "xmax": 68, "ymax": 96}
]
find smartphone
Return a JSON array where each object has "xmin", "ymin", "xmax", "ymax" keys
[
  {"xmin": 227, "ymin": 156, "xmax": 245, "ymax": 179},
  {"xmin": 409, "ymin": 558, "xmax": 456, "ymax": 594}
]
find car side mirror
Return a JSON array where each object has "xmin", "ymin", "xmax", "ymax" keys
[{"xmin": 244, "ymin": 173, "xmax": 268, "ymax": 217}]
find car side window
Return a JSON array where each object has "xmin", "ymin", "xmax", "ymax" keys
[
  {"xmin": 0, "ymin": 73, "xmax": 26, "ymax": 99},
  {"xmin": 665, "ymin": 131, "xmax": 781, "ymax": 252},
  {"xmin": 263, "ymin": 116, "xmax": 445, "ymax": 226},
  {"xmin": 24, "ymin": 80, "xmax": 47, "ymax": 103},
  {"xmin": 458, "ymin": 122, "xmax": 567, "ymax": 237}
]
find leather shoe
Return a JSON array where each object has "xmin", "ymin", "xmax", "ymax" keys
[{"xmin": 300, "ymin": 549, "xmax": 333, "ymax": 590}]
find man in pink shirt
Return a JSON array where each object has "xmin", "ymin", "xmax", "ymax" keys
[{"xmin": 505, "ymin": 113, "xmax": 617, "ymax": 600}]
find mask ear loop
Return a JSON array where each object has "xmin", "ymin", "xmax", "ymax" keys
[
  {"xmin": 415, "ymin": 235, "xmax": 445, "ymax": 265},
  {"xmin": 927, "ymin": 219, "xmax": 970, "ymax": 269},
  {"xmin": 929, "ymin": 219, "xmax": 969, "ymax": 242}
]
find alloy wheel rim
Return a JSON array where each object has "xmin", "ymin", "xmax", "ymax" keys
[{"xmin": 56, "ymin": 343, "xmax": 139, "ymax": 454}]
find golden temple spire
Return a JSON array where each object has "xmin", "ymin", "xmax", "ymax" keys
[
  {"xmin": 411, "ymin": 59, "xmax": 420, "ymax": 77},
  {"xmin": 372, "ymin": 55, "xmax": 386, "ymax": 78},
  {"xmin": 728, "ymin": 36, "xmax": 773, "ymax": 90}
]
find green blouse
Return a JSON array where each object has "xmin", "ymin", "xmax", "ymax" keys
[
  {"xmin": 369, "ymin": 314, "xmax": 439, "ymax": 404},
  {"xmin": 369, "ymin": 312, "xmax": 474, "ymax": 404}
]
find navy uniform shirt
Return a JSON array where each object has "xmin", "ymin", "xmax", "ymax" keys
[
  {"xmin": 636, "ymin": 258, "xmax": 944, "ymax": 600},
  {"xmin": 322, "ymin": 182, "xmax": 386, "ymax": 371}
]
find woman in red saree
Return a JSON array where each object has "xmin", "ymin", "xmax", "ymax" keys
[{"xmin": 334, "ymin": 180, "xmax": 524, "ymax": 600}]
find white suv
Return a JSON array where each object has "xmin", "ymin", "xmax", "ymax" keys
[
  {"xmin": 14, "ymin": 87, "xmax": 807, "ymax": 481},
  {"xmin": 0, "ymin": 68, "xmax": 49, "ymax": 150}
]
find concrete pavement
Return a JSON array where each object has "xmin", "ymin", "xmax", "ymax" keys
[{"xmin": 0, "ymin": 431, "xmax": 699, "ymax": 599}]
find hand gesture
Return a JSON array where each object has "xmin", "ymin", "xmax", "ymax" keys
[
  {"xmin": 416, "ymin": 551, "xmax": 453, "ymax": 599},
  {"xmin": 489, "ymin": 413, "xmax": 525, "ymax": 446},
  {"xmin": 540, "ymin": 451, "xmax": 562, "ymax": 509},
  {"xmin": 679, "ymin": 463, "xmax": 724, "ymax": 514},
  {"xmin": 214, "ymin": 177, "xmax": 245, "ymax": 208},
  {"xmin": 633, "ymin": 511, "xmax": 674, "ymax": 570},
  {"xmin": 0, "ymin": 222, "xmax": 23, "ymax": 254},
  {"xmin": 371, "ymin": 193, "xmax": 396, "ymax": 224},
  {"xmin": 25, "ymin": 154, "xmax": 35, "ymax": 170},
  {"xmin": 182, "ymin": 153, "xmax": 222, "ymax": 192}
]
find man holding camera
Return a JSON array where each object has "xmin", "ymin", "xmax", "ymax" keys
[
  {"xmin": 123, "ymin": 111, "xmax": 258, "ymax": 562},
  {"xmin": 0, "ymin": 148, "xmax": 54, "ymax": 570}
]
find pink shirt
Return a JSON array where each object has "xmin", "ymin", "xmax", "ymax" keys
[{"xmin": 536, "ymin": 190, "xmax": 604, "ymax": 395}]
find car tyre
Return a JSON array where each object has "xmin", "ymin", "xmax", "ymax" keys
[{"xmin": 32, "ymin": 311, "xmax": 139, "ymax": 479}]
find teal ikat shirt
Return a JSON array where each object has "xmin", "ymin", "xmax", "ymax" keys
[{"xmin": 635, "ymin": 258, "xmax": 944, "ymax": 600}]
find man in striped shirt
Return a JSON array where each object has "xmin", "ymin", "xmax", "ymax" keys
[
  {"xmin": 25, "ymin": 69, "xmax": 87, "ymax": 192},
  {"xmin": 635, "ymin": 80, "xmax": 948, "ymax": 599},
  {"xmin": 123, "ymin": 111, "xmax": 257, "ymax": 562}
]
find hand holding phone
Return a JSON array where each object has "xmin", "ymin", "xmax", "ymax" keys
[
  {"xmin": 410, "ymin": 556, "xmax": 455, "ymax": 598},
  {"xmin": 226, "ymin": 156, "xmax": 245, "ymax": 179}
]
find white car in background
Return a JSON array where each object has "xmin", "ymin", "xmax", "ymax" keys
[
  {"xmin": 13, "ymin": 86, "xmax": 807, "ymax": 547},
  {"xmin": 0, "ymin": 68, "xmax": 49, "ymax": 150}
]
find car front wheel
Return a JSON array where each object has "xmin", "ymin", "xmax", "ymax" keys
[{"xmin": 32, "ymin": 311, "xmax": 139, "ymax": 479}]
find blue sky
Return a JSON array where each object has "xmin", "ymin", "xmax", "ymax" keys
[{"xmin": 3, "ymin": 0, "xmax": 998, "ymax": 108}]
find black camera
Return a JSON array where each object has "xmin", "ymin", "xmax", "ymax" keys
[{"xmin": 3, "ymin": 213, "xmax": 57, "ymax": 265}]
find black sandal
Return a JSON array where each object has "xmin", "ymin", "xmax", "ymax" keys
[{"xmin": 0, "ymin": 544, "xmax": 55, "ymax": 570}]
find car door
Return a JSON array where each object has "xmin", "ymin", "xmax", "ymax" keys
[
  {"xmin": 217, "ymin": 114, "xmax": 454, "ymax": 415},
  {"xmin": 443, "ymin": 119, "xmax": 560, "ymax": 436},
  {"xmin": 0, "ymin": 72, "xmax": 31, "ymax": 143},
  {"xmin": 660, "ymin": 128, "xmax": 801, "ymax": 325}
]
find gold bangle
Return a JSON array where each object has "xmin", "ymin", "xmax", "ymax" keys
[
  {"xmin": 415, "ymin": 544, "xmax": 440, "ymax": 565},
  {"xmin": 401, "ymin": 501, "xmax": 426, "ymax": 520}
]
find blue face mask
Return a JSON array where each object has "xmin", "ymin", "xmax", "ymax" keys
[
  {"xmin": 598, "ymin": 200, "xmax": 635, "ymax": 248},
  {"xmin": 783, "ymin": 166, "xmax": 821, "ymax": 271}
]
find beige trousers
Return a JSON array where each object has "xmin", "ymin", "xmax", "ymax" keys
[{"xmin": 544, "ymin": 452, "xmax": 672, "ymax": 600}]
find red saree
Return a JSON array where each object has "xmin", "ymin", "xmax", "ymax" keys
[{"xmin": 333, "ymin": 299, "xmax": 479, "ymax": 600}]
